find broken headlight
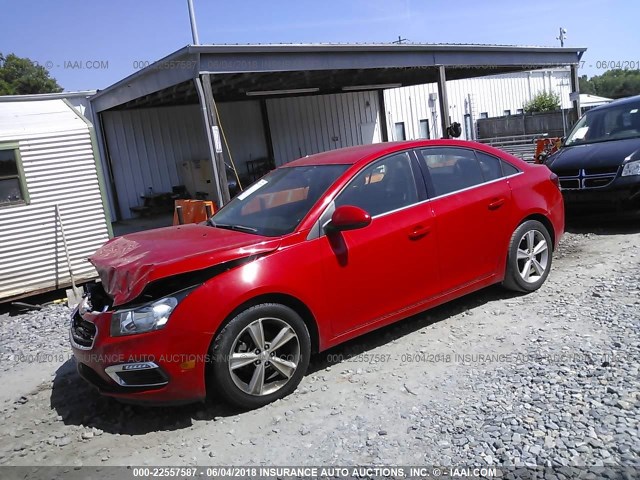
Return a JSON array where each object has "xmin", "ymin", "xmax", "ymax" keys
[{"xmin": 110, "ymin": 296, "xmax": 178, "ymax": 337}]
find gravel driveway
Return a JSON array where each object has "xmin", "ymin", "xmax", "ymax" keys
[{"xmin": 0, "ymin": 217, "xmax": 638, "ymax": 477}]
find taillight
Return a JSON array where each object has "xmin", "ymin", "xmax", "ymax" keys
[{"xmin": 550, "ymin": 172, "xmax": 560, "ymax": 188}]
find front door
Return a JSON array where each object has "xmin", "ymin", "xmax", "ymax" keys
[{"xmin": 319, "ymin": 152, "xmax": 441, "ymax": 337}]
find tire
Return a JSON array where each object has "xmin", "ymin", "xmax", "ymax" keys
[
  {"xmin": 502, "ymin": 220, "xmax": 553, "ymax": 293},
  {"xmin": 209, "ymin": 303, "xmax": 311, "ymax": 409}
]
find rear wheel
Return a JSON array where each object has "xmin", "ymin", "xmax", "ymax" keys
[
  {"xmin": 502, "ymin": 220, "xmax": 553, "ymax": 292},
  {"xmin": 209, "ymin": 303, "xmax": 311, "ymax": 409}
]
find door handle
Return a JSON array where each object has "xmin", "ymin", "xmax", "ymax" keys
[
  {"xmin": 408, "ymin": 224, "xmax": 431, "ymax": 240},
  {"xmin": 488, "ymin": 197, "xmax": 506, "ymax": 210}
]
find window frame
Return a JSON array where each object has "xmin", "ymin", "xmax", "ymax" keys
[
  {"xmin": 415, "ymin": 147, "xmax": 521, "ymax": 200},
  {"xmin": 0, "ymin": 143, "xmax": 29, "ymax": 208},
  {"xmin": 333, "ymin": 150, "xmax": 426, "ymax": 218},
  {"xmin": 307, "ymin": 147, "xmax": 523, "ymax": 240},
  {"xmin": 308, "ymin": 149, "xmax": 427, "ymax": 240}
]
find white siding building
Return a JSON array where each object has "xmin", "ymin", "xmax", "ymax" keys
[
  {"xmin": 384, "ymin": 68, "xmax": 572, "ymax": 141},
  {"xmin": 0, "ymin": 97, "xmax": 111, "ymax": 301}
]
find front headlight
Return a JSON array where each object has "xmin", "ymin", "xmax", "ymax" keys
[
  {"xmin": 110, "ymin": 296, "xmax": 178, "ymax": 337},
  {"xmin": 622, "ymin": 159, "xmax": 640, "ymax": 177}
]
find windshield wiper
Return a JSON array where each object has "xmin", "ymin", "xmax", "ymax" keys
[{"xmin": 209, "ymin": 222, "xmax": 258, "ymax": 233}]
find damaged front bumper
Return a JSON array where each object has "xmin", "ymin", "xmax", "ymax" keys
[{"xmin": 69, "ymin": 285, "xmax": 211, "ymax": 405}]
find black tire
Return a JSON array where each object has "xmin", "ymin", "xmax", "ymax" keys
[
  {"xmin": 209, "ymin": 303, "xmax": 311, "ymax": 409},
  {"xmin": 502, "ymin": 220, "xmax": 553, "ymax": 293}
]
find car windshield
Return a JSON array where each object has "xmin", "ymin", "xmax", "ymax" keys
[
  {"xmin": 209, "ymin": 164, "xmax": 349, "ymax": 237},
  {"xmin": 565, "ymin": 99, "xmax": 640, "ymax": 146}
]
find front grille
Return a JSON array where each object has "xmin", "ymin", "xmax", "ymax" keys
[
  {"xmin": 560, "ymin": 179, "xmax": 580, "ymax": 189},
  {"xmin": 584, "ymin": 177, "xmax": 615, "ymax": 188},
  {"xmin": 585, "ymin": 166, "xmax": 619, "ymax": 176},
  {"xmin": 70, "ymin": 310, "xmax": 96, "ymax": 348},
  {"xmin": 558, "ymin": 167, "xmax": 619, "ymax": 190}
]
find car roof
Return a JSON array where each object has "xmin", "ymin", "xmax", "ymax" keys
[
  {"xmin": 283, "ymin": 139, "xmax": 500, "ymax": 167},
  {"xmin": 588, "ymin": 94, "xmax": 640, "ymax": 113}
]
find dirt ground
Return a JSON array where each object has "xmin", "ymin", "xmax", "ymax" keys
[{"xmin": 0, "ymin": 215, "xmax": 638, "ymax": 477}]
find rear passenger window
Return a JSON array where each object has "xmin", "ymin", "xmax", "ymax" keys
[
  {"xmin": 500, "ymin": 160, "xmax": 520, "ymax": 176},
  {"xmin": 476, "ymin": 152, "xmax": 503, "ymax": 182},
  {"xmin": 419, "ymin": 148, "xmax": 485, "ymax": 197}
]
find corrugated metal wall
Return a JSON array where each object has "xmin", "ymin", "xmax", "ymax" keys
[
  {"xmin": 0, "ymin": 100, "xmax": 110, "ymax": 300},
  {"xmin": 266, "ymin": 91, "xmax": 381, "ymax": 166},
  {"xmin": 102, "ymin": 105, "xmax": 207, "ymax": 220},
  {"xmin": 102, "ymin": 102, "xmax": 268, "ymax": 220},
  {"xmin": 384, "ymin": 69, "xmax": 572, "ymax": 141},
  {"xmin": 216, "ymin": 101, "xmax": 269, "ymax": 169},
  {"xmin": 99, "ymin": 71, "xmax": 571, "ymax": 220}
]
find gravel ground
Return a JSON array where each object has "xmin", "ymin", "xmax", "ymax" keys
[{"xmin": 0, "ymin": 219, "xmax": 638, "ymax": 477}]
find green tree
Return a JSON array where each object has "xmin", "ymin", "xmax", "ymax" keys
[
  {"xmin": 579, "ymin": 69, "xmax": 640, "ymax": 99},
  {"xmin": 579, "ymin": 75, "xmax": 595, "ymax": 95},
  {"xmin": 523, "ymin": 91, "xmax": 561, "ymax": 113},
  {"xmin": 0, "ymin": 53, "xmax": 63, "ymax": 95}
]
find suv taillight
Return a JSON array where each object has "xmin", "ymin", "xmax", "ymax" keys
[{"xmin": 550, "ymin": 172, "xmax": 560, "ymax": 189}]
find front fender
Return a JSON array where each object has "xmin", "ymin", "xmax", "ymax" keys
[{"xmin": 171, "ymin": 238, "xmax": 330, "ymax": 349}]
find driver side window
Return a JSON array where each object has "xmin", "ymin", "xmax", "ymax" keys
[{"xmin": 335, "ymin": 152, "xmax": 418, "ymax": 217}]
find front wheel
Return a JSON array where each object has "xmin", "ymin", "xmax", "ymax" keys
[
  {"xmin": 209, "ymin": 303, "xmax": 311, "ymax": 409},
  {"xmin": 502, "ymin": 220, "xmax": 553, "ymax": 293}
]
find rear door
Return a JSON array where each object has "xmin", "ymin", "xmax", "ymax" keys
[
  {"xmin": 417, "ymin": 147, "xmax": 513, "ymax": 293},
  {"xmin": 317, "ymin": 151, "xmax": 441, "ymax": 337}
]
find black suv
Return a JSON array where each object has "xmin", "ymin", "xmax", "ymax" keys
[{"xmin": 545, "ymin": 95, "xmax": 640, "ymax": 211}]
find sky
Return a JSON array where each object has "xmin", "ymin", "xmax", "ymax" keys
[{"xmin": 1, "ymin": 0, "xmax": 639, "ymax": 92}]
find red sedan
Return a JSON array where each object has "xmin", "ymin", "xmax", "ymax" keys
[{"xmin": 70, "ymin": 140, "xmax": 564, "ymax": 409}]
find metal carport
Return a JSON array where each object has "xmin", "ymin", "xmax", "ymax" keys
[{"xmin": 90, "ymin": 43, "xmax": 586, "ymax": 219}]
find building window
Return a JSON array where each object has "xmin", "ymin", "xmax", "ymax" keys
[
  {"xmin": 419, "ymin": 119, "xmax": 430, "ymax": 139},
  {"xmin": 0, "ymin": 146, "xmax": 28, "ymax": 206},
  {"xmin": 503, "ymin": 110, "xmax": 511, "ymax": 116},
  {"xmin": 479, "ymin": 112, "xmax": 488, "ymax": 119},
  {"xmin": 394, "ymin": 122, "xmax": 406, "ymax": 141},
  {"xmin": 516, "ymin": 108, "xmax": 524, "ymax": 115}
]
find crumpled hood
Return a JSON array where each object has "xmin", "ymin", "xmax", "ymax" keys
[
  {"xmin": 547, "ymin": 138, "xmax": 640, "ymax": 171},
  {"xmin": 90, "ymin": 224, "xmax": 281, "ymax": 306}
]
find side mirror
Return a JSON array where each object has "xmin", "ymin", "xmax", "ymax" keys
[{"xmin": 325, "ymin": 205, "xmax": 371, "ymax": 233}]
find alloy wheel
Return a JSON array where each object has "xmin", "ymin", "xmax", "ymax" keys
[
  {"xmin": 515, "ymin": 229, "xmax": 549, "ymax": 283},
  {"xmin": 227, "ymin": 317, "xmax": 300, "ymax": 396}
]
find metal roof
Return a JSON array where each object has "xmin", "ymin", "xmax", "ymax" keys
[
  {"xmin": 0, "ymin": 99, "xmax": 90, "ymax": 140},
  {"xmin": 91, "ymin": 43, "xmax": 586, "ymax": 112}
]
